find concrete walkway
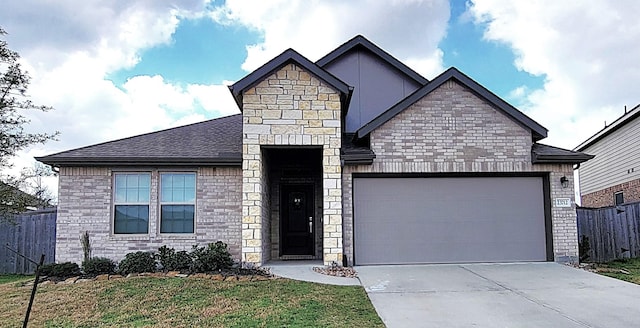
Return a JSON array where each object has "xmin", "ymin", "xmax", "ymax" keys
[
  {"xmin": 264, "ymin": 261, "xmax": 360, "ymax": 286},
  {"xmin": 357, "ymin": 262, "xmax": 640, "ymax": 328}
]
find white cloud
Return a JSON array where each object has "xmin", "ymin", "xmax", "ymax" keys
[
  {"xmin": 210, "ymin": 0, "xmax": 450, "ymax": 78},
  {"xmin": 468, "ymin": 0, "xmax": 640, "ymax": 148},
  {"xmin": 188, "ymin": 82, "xmax": 240, "ymax": 117}
]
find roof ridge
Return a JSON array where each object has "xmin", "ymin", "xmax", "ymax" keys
[
  {"xmin": 229, "ymin": 48, "xmax": 351, "ymax": 111},
  {"xmin": 316, "ymin": 35, "xmax": 429, "ymax": 85}
]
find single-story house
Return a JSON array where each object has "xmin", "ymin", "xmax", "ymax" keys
[
  {"xmin": 575, "ymin": 104, "xmax": 640, "ymax": 207},
  {"xmin": 37, "ymin": 35, "xmax": 593, "ymax": 266}
]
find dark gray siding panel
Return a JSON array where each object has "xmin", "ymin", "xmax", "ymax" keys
[
  {"xmin": 354, "ymin": 177, "xmax": 547, "ymax": 265},
  {"xmin": 324, "ymin": 49, "xmax": 422, "ymax": 132}
]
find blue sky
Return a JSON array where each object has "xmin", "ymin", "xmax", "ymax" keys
[
  {"xmin": 107, "ymin": 0, "xmax": 543, "ymax": 103},
  {"xmin": 108, "ymin": 18, "xmax": 260, "ymax": 86},
  {"xmin": 1, "ymin": 0, "xmax": 639, "ymax": 196}
]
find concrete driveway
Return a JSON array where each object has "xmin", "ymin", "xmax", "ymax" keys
[{"xmin": 357, "ymin": 263, "xmax": 640, "ymax": 328}]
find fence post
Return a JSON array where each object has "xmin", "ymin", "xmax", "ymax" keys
[{"xmin": 23, "ymin": 254, "xmax": 45, "ymax": 328}]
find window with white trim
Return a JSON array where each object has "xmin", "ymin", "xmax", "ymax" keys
[
  {"xmin": 113, "ymin": 173, "xmax": 150, "ymax": 234},
  {"xmin": 160, "ymin": 173, "xmax": 196, "ymax": 233}
]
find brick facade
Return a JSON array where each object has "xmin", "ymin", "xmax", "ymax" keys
[
  {"xmin": 55, "ymin": 167, "xmax": 242, "ymax": 264},
  {"xmin": 342, "ymin": 80, "xmax": 579, "ymax": 264},
  {"xmin": 581, "ymin": 178, "xmax": 640, "ymax": 207},
  {"xmin": 241, "ymin": 63, "xmax": 343, "ymax": 266}
]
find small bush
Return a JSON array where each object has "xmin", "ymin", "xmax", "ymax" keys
[
  {"xmin": 82, "ymin": 257, "xmax": 116, "ymax": 275},
  {"xmin": 39, "ymin": 262, "xmax": 81, "ymax": 277},
  {"xmin": 190, "ymin": 241, "xmax": 233, "ymax": 273},
  {"xmin": 157, "ymin": 246, "xmax": 192, "ymax": 272},
  {"xmin": 118, "ymin": 251, "xmax": 157, "ymax": 275}
]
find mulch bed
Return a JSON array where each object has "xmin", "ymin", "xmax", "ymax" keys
[
  {"xmin": 34, "ymin": 267, "xmax": 274, "ymax": 285},
  {"xmin": 313, "ymin": 266, "xmax": 358, "ymax": 278}
]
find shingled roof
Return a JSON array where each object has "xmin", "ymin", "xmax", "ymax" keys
[
  {"xmin": 36, "ymin": 114, "xmax": 243, "ymax": 167},
  {"xmin": 531, "ymin": 143, "xmax": 594, "ymax": 164}
]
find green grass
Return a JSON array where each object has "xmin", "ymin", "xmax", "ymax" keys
[
  {"xmin": 0, "ymin": 276, "xmax": 384, "ymax": 328},
  {"xmin": 596, "ymin": 258, "xmax": 640, "ymax": 284},
  {"xmin": 0, "ymin": 274, "xmax": 33, "ymax": 285}
]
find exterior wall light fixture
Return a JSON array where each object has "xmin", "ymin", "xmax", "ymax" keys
[{"xmin": 560, "ymin": 176, "xmax": 569, "ymax": 188}]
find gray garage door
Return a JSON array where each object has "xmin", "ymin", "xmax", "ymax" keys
[{"xmin": 354, "ymin": 177, "xmax": 548, "ymax": 265}]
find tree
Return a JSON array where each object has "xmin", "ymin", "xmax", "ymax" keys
[{"xmin": 1, "ymin": 27, "xmax": 58, "ymax": 218}]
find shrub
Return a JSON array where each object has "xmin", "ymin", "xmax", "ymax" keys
[
  {"xmin": 39, "ymin": 262, "xmax": 81, "ymax": 277},
  {"xmin": 118, "ymin": 251, "xmax": 157, "ymax": 275},
  {"xmin": 157, "ymin": 246, "xmax": 192, "ymax": 272},
  {"xmin": 190, "ymin": 241, "xmax": 233, "ymax": 273},
  {"xmin": 82, "ymin": 257, "xmax": 116, "ymax": 275}
]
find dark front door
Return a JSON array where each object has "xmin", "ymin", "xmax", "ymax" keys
[{"xmin": 281, "ymin": 184, "xmax": 314, "ymax": 256}]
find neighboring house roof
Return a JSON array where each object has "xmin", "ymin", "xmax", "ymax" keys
[
  {"xmin": 316, "ymin": 35, "xmax": 429, "ymax": 86},
  {"xmin": 229, "ymin": 48, "xmax": 353, "ymax": 112},
  {"xmin": 355, "ymin": 67, "xmax": 549, "ymax": 141},
  {"xmin": 574, "ymin": 104, "xmax": 640, "ymax": 151},
  {"xmin": 531, "ymin": 144, "xmax": 594, "ymax": 164},
  {"xmin": 36, "ymin": 114, "xmax": 242, "ymax": 166}
]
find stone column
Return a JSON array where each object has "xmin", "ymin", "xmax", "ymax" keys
[{"xmin": 241, "ymin": 63, "xmax": 344, "ymax": 266}]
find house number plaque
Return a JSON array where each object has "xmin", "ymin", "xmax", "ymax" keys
[{"xmin": 553, "ymin": 198, "xmax": 571, "ymax": 208}]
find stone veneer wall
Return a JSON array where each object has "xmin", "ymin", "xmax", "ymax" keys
[
  {"xmin": 581, "ymin": 177, "xmax": 640, "ymax": 207},
  {"xmin": 342, "ymin": 80, "xmax": 579, "ymax": 264},
  {"xmin": 242, "ymin": 63, "xmax": 343, "ymax": 266},
  {"xmin": 55, "ymin": 166, "xmax": 242, "ymax": 264}
]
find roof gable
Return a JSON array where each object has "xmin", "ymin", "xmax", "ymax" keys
[
  {"xmin": 355, "ymin": 67, "xmax": 548, "ymax": 141},
  {"xmin": 229, "ymin": 48, "xmax": 352, "ymax": 111},
  {"xmin": 574, "ymin": 104, "xmax": 640, "ymax": 151},
  {"xmin": 36, "ymin": 114, "xmax": 243, "ymax": 166},
  {"xmin": 316, "ymin": 35, "xmax": 428, "ymax": 86}
]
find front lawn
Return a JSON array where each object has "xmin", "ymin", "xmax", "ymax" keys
[
  {"xmin": 0, "ymin": 276, "xmax": 383, "ymax": 327},
  {"xmin": 0, "ymin": 275, "xmax": 33, "ymax": 285},
  {"xmin": 595, "ymin": 258, "xmax": 640, "ymax": 285}
]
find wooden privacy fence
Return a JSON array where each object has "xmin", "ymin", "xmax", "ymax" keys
[
  {"xmin": 0, "ymin": 208, "xmax": 56, "ymax": 274},
  {"xmin": 576, "ymin": 202, "xmax": 640, "ymax": 263}
]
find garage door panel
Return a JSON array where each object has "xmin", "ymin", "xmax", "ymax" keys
[{"xmin": 354, "ymin": 177, "xmax": 547, "ymax": 265}]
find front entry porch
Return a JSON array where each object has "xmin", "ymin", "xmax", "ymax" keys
[{"xmin": 267, "ymin": 148, "xmax": 323, "ymax": 261}]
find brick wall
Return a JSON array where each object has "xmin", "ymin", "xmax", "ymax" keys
[
  {"xmin": 342, "ymin": 80, "xmax": 579, "ymax": 264},
  {"xmin": 581, "ymin": 177, "xmax": 640, "ymax": 207},
  {"xmin": 241, "ymin": 63, "xmax": 343, "ymax": 266},
  {"xmin": 55, "ymin": 166, "xmax": 242, "ymax": 264}
]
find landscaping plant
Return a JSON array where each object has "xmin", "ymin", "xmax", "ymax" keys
[
  {"xmin": 39, "ymin": 262, "xmax": 81, "ymax": 278},
  {"xmin": 156, "ymin": 246, "xmax": 192, "ymax": 272},
  {"xmin": 190, "ymin": 241, "xmax": 234, "ymax": 273},
  {"xmin": 117, "ymin": 251, "xmax": 156, "ymax": 275},
  {"xmin": 82, "ymin": 257, "xmax": 116, "ymax": 275}
]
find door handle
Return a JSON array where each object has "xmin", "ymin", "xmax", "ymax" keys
[{"xmin": 308, "ymin": 217, "xmax": 313, "ymax": 234}]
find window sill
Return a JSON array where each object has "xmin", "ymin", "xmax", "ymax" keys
[
  {"xmin": 109, "ymin": 234, "xmax": 151, "ymax": 241},
  {"xmin": 157, "ymin": 233, "xmax": 197, "ymax": 240},
  {"xmin": 108, "ymin": 233, "xmax": 198, "ymax": 241}
]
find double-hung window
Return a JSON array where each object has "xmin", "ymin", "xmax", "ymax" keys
[
  {"xmin": 160, "ymin": 173, "xmax": 196, "ymax": 233},
  {"xmin": 114, "ymin": 173, "xmax": 150, "ymax": 234}
]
